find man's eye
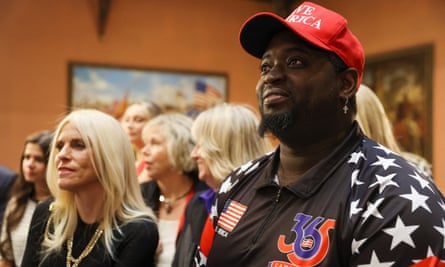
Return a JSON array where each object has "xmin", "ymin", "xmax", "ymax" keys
[
  {"xmin": 288, "ymin": 57, "xmax": 303, "ymax": 67},
  {"xmin": 260, "ymin": 63, "xmax": 271, "ymax": 74}
]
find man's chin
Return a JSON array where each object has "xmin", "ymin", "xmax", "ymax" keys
[{"xmin": 259, "ymin": 113, "xmax": 293, "ymax": 138}]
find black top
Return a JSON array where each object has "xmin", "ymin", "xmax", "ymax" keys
[
  {"xmin": 21, "ymin": 199, "xmax": 159, "ymax": 267},
  {"xmin": 206, "ymin": 124, "xmax": 445, "ymax": 266}
]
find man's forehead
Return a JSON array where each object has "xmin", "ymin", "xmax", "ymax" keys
[{"xmin": 264, "ymin": 30, "xmax": 330, "ymax": 57}]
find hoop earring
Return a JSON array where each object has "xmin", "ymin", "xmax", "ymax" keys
[{"xmin": 343, "ymin": 98, "xmax": 349, "ymax": 114}]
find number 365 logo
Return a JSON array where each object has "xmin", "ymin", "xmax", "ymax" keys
[{"xmin": 273, "ymin": 213, "xmax": 336, "ymax": 267}]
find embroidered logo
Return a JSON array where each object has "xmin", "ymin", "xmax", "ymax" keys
[
  {"xmin": 286, "ymin": 4, "xmax": 322, "ymax": 30},
  {"xmin": 271, "ymin": 213, "xmax": 335, "ymax": 266},
  {"xmin": 216, "ymin": 200, "xmax": 247, "ymax": 236}
]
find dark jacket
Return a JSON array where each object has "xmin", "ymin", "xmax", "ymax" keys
[
  {"xmin": 0, "ymin": 165, "xmax": 17, "ymax": 229},
  {"xmin": 172, "ymin": 190, "xmax": 210, "ymax": 267}
]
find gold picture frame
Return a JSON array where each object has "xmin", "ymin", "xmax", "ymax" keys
[
  {"xmin": 68, "ymin": 62, "xmax": 228, "ymax": 119},
  {"xmin": 362, "ymin": 44, "xmax": 433, "ymax": 161}
]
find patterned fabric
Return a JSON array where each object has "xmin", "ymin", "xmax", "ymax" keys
[
  {"xmin": 401, "ymin": 151, "xmax": 434, "ymax": 180},
  {"xmin": 204, "ymin": 126, "xmax": 445, "ymax": 267},
  {"xmin": 216, "ymin": 200, "xmax": 247, "ymax": 233}
]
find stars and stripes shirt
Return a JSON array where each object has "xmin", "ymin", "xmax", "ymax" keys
[{"xmin": 204, "ymin": 125, "xmax": 445, "ymax": 267}]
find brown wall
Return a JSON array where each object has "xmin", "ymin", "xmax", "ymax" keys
[
  {"xmin": 316, "ymin": 0, "xmax": 445, "ymax": 192},
  {"xmin": 1, "ymin": 0, "xmax": 444, "ymax": 191}
]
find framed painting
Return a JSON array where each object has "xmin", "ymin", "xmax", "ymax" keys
[
  {"xmin": 362, "ymin": 44, "xmax": 433, "ymax": 161},
  {"xmin": 68, "ymin": 62, "xmax": 228, "ymax": 119}
]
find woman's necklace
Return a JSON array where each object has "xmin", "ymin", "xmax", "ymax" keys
[
  {"xmin": 159, "ymin": 187, "xmax": 192, "ymax": 213},
  {"xmin": 66, "ymin": 227, "xmax": 103, "ymax": 267}
]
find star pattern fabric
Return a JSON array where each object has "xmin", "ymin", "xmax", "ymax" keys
[
  {"xmin": 202, "ymin": 130, "xmax": 445, "ymax": 267},
  {"xmin": 358, "ymin": 251, "xmax": 395, "ymax": 267},
  {"xmin": 383, "ymin": 216, "xmax": 418, "ymax": 249},
  {"xmin": 347, "ymin": 137, "xmax": 445, "ymax": 266}
]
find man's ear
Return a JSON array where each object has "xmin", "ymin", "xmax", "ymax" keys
[{"xmin": 340, "ymin": 68, "xmax": 358, "ymax": 98}]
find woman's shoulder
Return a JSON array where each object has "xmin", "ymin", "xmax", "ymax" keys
[
  {"xmin": 140, "ymin": 181, "xmax": 159, "ymax": 210},
  {"xmin": 140, "ymin": 181, "xmax": 158, "ymax": 199},
  {"xmin": 121, "ymin": 216, "xmax": 157, "ymax": 235},
  {"xmin": 117, "ymin": 216, "xmax": 159, "ymax": 249},
  {"xmin": 193, "ymin": 180, "xmax": 210, "ymax": 194}
]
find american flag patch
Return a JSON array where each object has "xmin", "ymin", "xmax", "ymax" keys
[
  {"xmin": 301, "ymin": 238, "xmax": 314, "ymax": 249},
  {"xmin": 217, "ymin": 200, "xmax": 247, "ymax": 233}
]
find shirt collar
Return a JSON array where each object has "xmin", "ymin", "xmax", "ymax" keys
[{"xmin": 257, "ymin": 122, "xmax": 363, "ymax": 198}]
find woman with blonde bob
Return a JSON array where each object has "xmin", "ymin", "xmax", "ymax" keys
[
  {"xmin": 140, "ymin": 112, "xmax": 209, "ymax": 267},
  {"xmin": 22, "ymin": 109, "xmax": 158, "ymax": 267},
  {"xmin": 173, "ymin": 103, "xmax": 274, "ymax": 267}
]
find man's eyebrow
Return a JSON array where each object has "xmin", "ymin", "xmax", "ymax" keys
[{"xmin": 261, "ymin": 46, "xmax": 312, "ymax": 60}]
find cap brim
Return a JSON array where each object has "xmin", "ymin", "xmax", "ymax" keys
[
  {"xmin": 239, "ymin": 12, "xmax": 332, "ymax": 59},
  {"xmin": 240, "ymin": 13, "xmax": 289, "ymax": 59}
]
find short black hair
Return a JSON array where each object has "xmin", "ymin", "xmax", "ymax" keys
[{"xmin": 326, "ymin": 51, "xmax": 348, "ymax": 74}]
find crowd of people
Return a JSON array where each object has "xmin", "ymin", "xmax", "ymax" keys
[{"xmin": 0, "ymin": 1, "xmax": 444, "ymax": 267}]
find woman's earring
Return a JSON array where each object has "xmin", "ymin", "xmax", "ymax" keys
[{"xmin": 343, "ymin": 98, "xmax": 349, "ymax": 114}]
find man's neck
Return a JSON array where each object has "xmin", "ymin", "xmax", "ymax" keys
[{"xmin": 277, "ymin": 127, "xmax": 351, "ymax": 185}]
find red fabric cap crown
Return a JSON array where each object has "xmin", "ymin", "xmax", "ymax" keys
[{"xmin": 239, "ymin": 1, "xmax": 365, "ymax": 89}]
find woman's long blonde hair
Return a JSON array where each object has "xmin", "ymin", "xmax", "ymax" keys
[{"xmin": 42, "ymin": 109, "xmax": 155, "ymax": 259}]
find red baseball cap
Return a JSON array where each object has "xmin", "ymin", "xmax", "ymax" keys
[{"xmin": 239, "ymin": 1, "xmax": 364, "ymax": 88}]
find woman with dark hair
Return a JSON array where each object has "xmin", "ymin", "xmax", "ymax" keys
[{"xmin": 0, "ymin": 130, "xmax": 53, "ymax": 267}]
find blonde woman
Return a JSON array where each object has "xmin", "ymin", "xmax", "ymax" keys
[
  {"xmin": 140, "ymin": 113, "xmax": 209, "ymax": 267},
  {"xmin": 173, "ymin": 103, "xmax": 274, "ymax": 267},
  {"xmin": 121, "ymin": 101, "xmax": 162, "ymax": 183},
  {"xmin": 22, "ymin": 109, "xmax": 158, "ymax": 267}
]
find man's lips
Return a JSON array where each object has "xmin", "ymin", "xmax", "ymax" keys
[
  {"xmin": 263, "ymin": 89, "xmax": 290, "ymax": 105},
  {"xmin": 264, "ymin": 94, "xmax": 286, "ymax": 104}
]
